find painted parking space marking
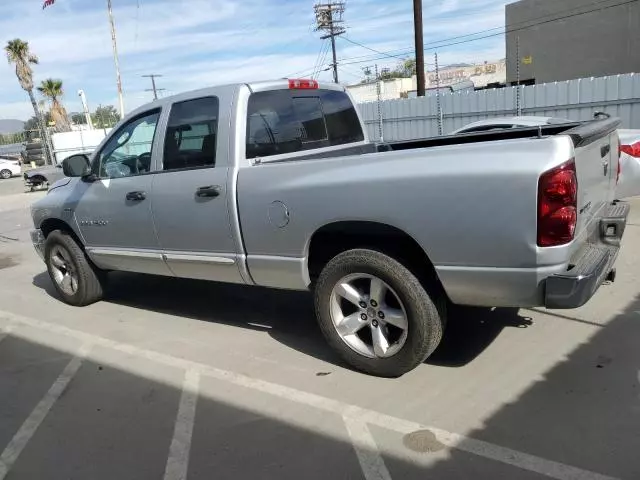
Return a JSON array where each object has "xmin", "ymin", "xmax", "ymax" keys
[
  {"xmin": 163, "ymin": 368, "xmax": 201, "ymax": 480},
  {"xmin": 0, "ymin": 310, "xmax": 621, "ymax": 480},
  {"xmin": 344, "ymin": 415, "xmax": 392, "ymax": 480},
  {"xmin": 0, "ymin": 322, "xmax": 15, "ymax": 345},
  {"xmin": 0, "ymin": 342, "xmax": 92, "ymax": 480}
]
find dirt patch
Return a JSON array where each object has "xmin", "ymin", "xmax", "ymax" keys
[{"xmin": 402, "ymin": 429, "xmax": 447, "ymax": 453}]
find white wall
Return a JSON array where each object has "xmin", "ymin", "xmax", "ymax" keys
[{"xmin": 51, "ymin": 129, "xmax": 111, "ymax": 164}]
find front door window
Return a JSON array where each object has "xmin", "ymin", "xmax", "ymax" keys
[{"xmin": 95, "ymin": 110, "xmax": 160, "ymax": 179}]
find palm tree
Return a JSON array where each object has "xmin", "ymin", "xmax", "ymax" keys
[
  {"xmin": 4, "ymin": 39, "xmax": 52, "ymax": 164},
  {"xmin": 38, "ymin": 78, "xmax": 71, "ymax": 132}
]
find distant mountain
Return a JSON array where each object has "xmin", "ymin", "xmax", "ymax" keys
[{"xmin": 0, "ymin": 119, "xmax": 25, "ymax": 134}]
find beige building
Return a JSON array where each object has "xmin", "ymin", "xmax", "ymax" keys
[
  {"xmin": 425, "ymin": 59, "xmax": 506, "ymax": 90},
  {"xmin": 346, "ymin": 60, "xmax": 507, "ymax": 103}
]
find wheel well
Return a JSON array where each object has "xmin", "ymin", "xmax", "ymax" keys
[
  {"xmin": 307, "ymin": 221, "xmax": 443, "ymax": 291},
  {"xmin": 40, "ymin": 218, "xmax": 82, "ymax": 246}
]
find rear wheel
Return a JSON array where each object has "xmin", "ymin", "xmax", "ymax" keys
[
  {"xmin": 44, "ymin": 230, "xmax": 105, "ymax": 306},
  {"xmin": 314, "ymin": 249, "xmax": 445, "ymax": 377},
  {"xmin": 0, "ymin": 169, "xmax": 11, "ymax": 180}
]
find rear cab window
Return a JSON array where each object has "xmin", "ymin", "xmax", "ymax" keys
[{"xmin": 246, "ymin": 89, "xmax": 364, "ymax": 159}]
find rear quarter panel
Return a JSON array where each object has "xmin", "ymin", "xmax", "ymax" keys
[{"xmin": 237, "ymin": 135, "xmax": 576, "ymax": 293}]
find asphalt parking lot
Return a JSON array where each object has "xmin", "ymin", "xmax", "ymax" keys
[{"xmin": 1, "ymin": 174, "xmax": 639, "ymax": 480}]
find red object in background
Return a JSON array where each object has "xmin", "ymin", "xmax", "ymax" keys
[
  {"xmin": 620, "ymin": 142, "xmax": 640, "ymax": 158},
  {"xmin": 42, "ymin": 0, "xmax": 56, "ymax": 9}
]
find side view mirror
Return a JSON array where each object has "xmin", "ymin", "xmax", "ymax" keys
[{"xmin": 62, "ymin": 154, "xmax": 91, "ymax": 178}]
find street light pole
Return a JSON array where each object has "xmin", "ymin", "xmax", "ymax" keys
[
  {"xmin": 78, "ymin": 90, "xmax": 93, "ymax": 129},
  {"xmin": 107, "ymin": 0, "xmax": 125, "ymax": 118}
]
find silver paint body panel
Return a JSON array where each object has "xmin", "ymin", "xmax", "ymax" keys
[{"xmin": 30, "ymin": 80, "xmax": 619, "ymax": 308}]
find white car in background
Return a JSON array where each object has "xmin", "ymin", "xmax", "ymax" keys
[
  {"xmin": 452, "ymin": 116, "xmax": 640, "ymax": 199},
  {"xmin": 0, "ymin": 157, "xmax": 21, "ymax": 180}
]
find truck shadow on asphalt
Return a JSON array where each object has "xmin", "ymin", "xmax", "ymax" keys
[
  {"xmin": 32, "ymin": 271, "xmax": 533, "ymax": 370},
  {"xmin": 0, "ymin": 334, "xmax": 371, "ymax": 480},
  {"xmin": 19, "ymin": 278, "xmax": 640, "ymax": 479}
]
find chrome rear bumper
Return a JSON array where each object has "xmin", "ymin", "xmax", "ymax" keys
[{"xmin": 545, "ymin": 201, "xmax": 629, "ymax": 309}]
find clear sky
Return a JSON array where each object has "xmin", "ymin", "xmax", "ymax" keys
[{"xmin": 1, "ymin": 0, "xmax": 510, "ymax": 120}]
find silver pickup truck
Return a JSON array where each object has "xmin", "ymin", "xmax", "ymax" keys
[{"xmin": 30, "ymin": 79, "xmax": 629, "ymax": 377}]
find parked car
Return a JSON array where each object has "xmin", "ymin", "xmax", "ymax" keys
[
  {"xmin": 0, "ymin": 158, "xmax": 21, "ymax": 179},
  {"xmin": 29, "ymin": 79, "xmax": 629, "ymax": 377},
  {"xmin": 453, "ymin": 116, "xmax": 640, "ymax": 199},
  {"xmin": 23, "ymin": 163, "xmax": 66, "ymax": 191}
]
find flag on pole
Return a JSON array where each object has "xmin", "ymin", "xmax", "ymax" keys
[{"xmin": 42, "ymin": 0, "xmax": 56, "ymax": 9}]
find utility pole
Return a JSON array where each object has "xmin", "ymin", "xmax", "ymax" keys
[
  {"xmin": 107, "ymin": 0, "xmax": 125, "ymax": 118},
  {"xmin": 413, "ymin": 0, "xmax": 426, "ymax": 97},
  {"xmin": 314, "ymin": 2, "xmax": 346, "ymax": 83},
  {"xmin": 142, "ymin": 74, "xmax": 165, "ymax": 100}
]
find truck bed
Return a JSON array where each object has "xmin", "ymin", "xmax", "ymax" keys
[{"xmin": 280, "ymin": 119, "xmax": 618, "ymax": 161}]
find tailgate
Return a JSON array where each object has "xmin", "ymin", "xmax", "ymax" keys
[{"xmin": 565, "ymin": 118, "xmax": 621, "ymax": 243}]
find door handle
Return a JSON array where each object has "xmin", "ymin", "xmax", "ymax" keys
[
  {"xmin": 126, "ymin": 191, "xmax": 146, "ymax": 201},
  {"xmin": 196, "ymin": 185, "xmax": 221, "ymax": 198}
]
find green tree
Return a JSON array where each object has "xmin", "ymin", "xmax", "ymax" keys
[
  {"xmin": 367, "ymin": 58, "xmax": 417, "ymax": 82},
  {"xmin": 4, "ymin": 38, "xmax": 52, "ymax": 163},
  {"xmin": 23, "ymin": 116, "xmax": 40, "ymax": 132},
  {"xmin": 37, "ymin": 78, "xmax": 71, "ymax": 132},
  {"xmin": 92, "ymin": 105, "xmax": 119, "ymax": 128},
  {"xmin": 71, "ymin": 113, "xmax": 86, "ymax": 125}
]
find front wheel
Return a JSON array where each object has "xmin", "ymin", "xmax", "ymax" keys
[
  {"xmin": 44, "ymin": 230, "xmax": 105, "ymax": 306},
  {"xmin": 314, "ymin": 249, "xmax": 445, "ymax": 377},
  {"xmin": 0, "ymin": 169, "xmax": 11, "ymax": 180}
]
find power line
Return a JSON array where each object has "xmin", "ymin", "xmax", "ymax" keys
[
  {"xmin": 291, "ymin": 0, "xmax": 638, "ymax": 79},
  {"xmin": 339, "ymin": 36, "xmax": 410, "ymax": 61},
  {"xmin": 332, "ymin": 0, "xmax": 639, "ymax": 70},
  {"xmin": 341, "ymin": 0, "xmax": 637, "ymax": 64},
  {"xmin": 312, "ymin": 40, "xmax": 330, "ymax": 79}
]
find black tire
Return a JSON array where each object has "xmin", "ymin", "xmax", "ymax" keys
[
  {"xmin": 26, "ymin": 148, "xmax": 43, "ymax": 156},
  {"xmin": 28, "ymin": 175, "xmax": 47, "ymax": 187},
  {"xmin": 0, "ymin": 169, "xmax": 12, "ymax": 180},
  {"xmin": 44, "ymin": 230, "xmax": 105, "ymax": 306},
  {"xmin": 314, "ymin": 249, "xmax": 445, "ymax": 377},
  {"xmin": 27, "ymin": 153, "xmax": 43, "ymax": 161},
  {"xmin": 25, "ymin": 142, "xmax": 43, "ymax": 151}
]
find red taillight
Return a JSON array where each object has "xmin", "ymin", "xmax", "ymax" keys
[
  {"xmin": 288, "ymin": 79, "xmax": 319, "ymax": 90},
  {"xmin": 537, "ymin": 160, "xmax": 578, "ymax": 247},
  {"xmin": 620, "ymin": 142, "xmax": 640, "ymax": 158}
]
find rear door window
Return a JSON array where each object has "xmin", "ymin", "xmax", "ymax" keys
[{"xmin": 246, "ymin": 89, "xmax": 364, "ymax": 159}]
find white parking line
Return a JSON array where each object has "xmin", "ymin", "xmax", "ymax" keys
[
  {"xmin": 163, "ymin": 368, "xmax": 201, "ymax": 480},
  {"xmin": 0, "ymin": 310, "xmax": 621, "ymax": 480},
  {"xmin": 343, "ymin": 415, "xmax": 392, "ymax": 480},
  {"xmin": 349, "ymin": 407, "xmax": 618, "ymax": 480},
  {"xmin": 0, "ymin": 322, "xmax": 15, "ymax": 344},
  {"xmin": 0, "ymin": 342, "xmax": 92, "ymax": 480}
]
